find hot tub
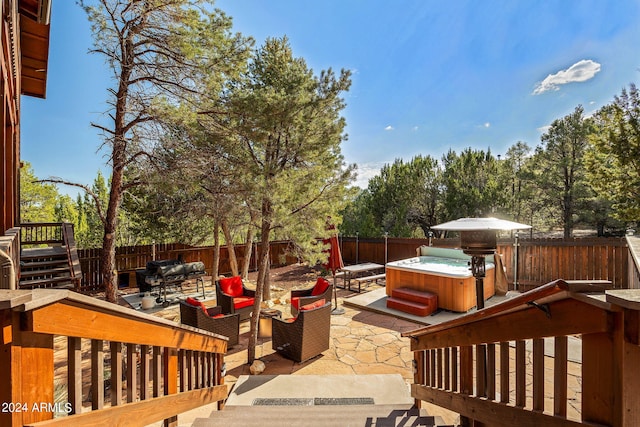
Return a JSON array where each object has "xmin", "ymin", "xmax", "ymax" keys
[{"xmin": 386, "ymin": 248, "xmax": 495, "ymax": 312}]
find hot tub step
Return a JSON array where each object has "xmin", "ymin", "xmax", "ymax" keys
[
  {"xmin": 386, "ymin": 297, "xmax": 436, "ymax": 317},
  {"xmin": 392, "ymin": 287, "xmax": 438, "ymax": 306}
]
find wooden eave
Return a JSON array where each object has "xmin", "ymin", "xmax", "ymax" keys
[{"xmin": 19, "ymin": 1, "xmax": 51, "ymax": 98}]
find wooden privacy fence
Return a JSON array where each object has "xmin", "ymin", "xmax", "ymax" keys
[
  {"xmin": 340, "ymin": 236, "xmax": 629, "ymax": 289},
  {"xmin": 76, "ymin": 236, "xmax": 629, "ymax": 291},
  {"xmin": 77, "ymin": 241, "xmax": 298, "ymax": 291}
]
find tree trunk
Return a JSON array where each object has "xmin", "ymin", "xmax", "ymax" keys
[
  {"xmin": 101, "ymin": 27, "xmax": 131, "ymax": 303},
  {"xmin": 101, "ymin": 166, "xmax": 123, "ymax": 303},
  {"xmin": 241, "ymin": 224, "xmax": 255, "ymax": 280},
  {"xmin": 563, "ymin": 193, "xmax": 572, "ymax": 239},
  {"xmin": 247, "ymin": 200, "xmax": 272, "ymax": 364},
  {"xmin": 264, "ymin": 257, "xmax": 271, "ymax": 301},
  {"xmin": 212, "ymin": 220, "xmax": 220, "ymax": 280},
  {"xmin": 101, "ymin": 228, "xmax": 118, "ymax": 303},
  {"xmin": 222, "ymin": 220, "xmax": 239, "ymax": 276}
]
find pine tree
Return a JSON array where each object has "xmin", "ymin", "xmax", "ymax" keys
[{"xmin": 218, "ymin": 37, "xmax": 354, "ymax": 363}]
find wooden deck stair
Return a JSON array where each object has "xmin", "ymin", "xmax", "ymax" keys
[
  {"xmin": 192, "ymin": 375, "xmax": 454, "ymax": 426},
  {"xmin": 386, "ymin": 287, "xmax": 438, "ymax": 317},
  {"xmin": 193, "ymin": 404, "xmax": 451, "ymax": 426},
  {"xmin": 18, "ymin": 223, "xmax": 82, "ymax": 290}
]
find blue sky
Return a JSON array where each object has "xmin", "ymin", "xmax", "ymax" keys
[{"xmin": 21, "ymin": 1, "xmax": 640, "ymax": 194}]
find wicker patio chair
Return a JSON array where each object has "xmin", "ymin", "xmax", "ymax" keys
[
  {"xmin": 179, "ymin": 300, "xmax": 240, "ymax": 347},
  {"xmin": 272, "ymin": 300, "xmax": 332, "ymax": 363},
  {"xmin": 215, "ymin": 276, "xmax": 256, "ymax": 321},
  {"xmin": 290, "ymin": 277, "xmax": 333, "ymax": 316}
]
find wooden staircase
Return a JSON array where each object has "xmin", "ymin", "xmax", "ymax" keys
[
  {"xmin": 386, "ymin": 287, "xmax": 438, "ymax": 316},
  {"xmin": 19, "ymin": 222, "xmax": 83, "ymax": 290},
  {"xmin": 193, "ymin": 404, "xmax": 450, "ymax": 426},
  {"xmin": 191, "ymin": 374, "xmax": 455, "ymax": 427}
]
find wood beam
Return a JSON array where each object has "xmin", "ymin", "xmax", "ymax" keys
[
  {"xmin": 24, "ymin": 302, "xmax": 227, "ymax": 354},
  {"xmin": 23, "ymin": 386, "xmax": 228, "ymax": 427},
  {"xmin": 411, "ymin": 298, "xmax": 609, "ymax": 351},
  {"xmin": 412, "ymin": 385, "xmax": 585, "ymax": 427}
]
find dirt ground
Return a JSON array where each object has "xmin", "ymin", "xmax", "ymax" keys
[
  {"xmin": 98, "ymin": 263, "xmax": 324, "ymax": 308},
  {"xmin": 244, "ymin": 263, "xmax": 326, "ymax": 300}
]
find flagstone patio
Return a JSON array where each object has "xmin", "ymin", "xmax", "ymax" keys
[{"xmin": 124, "ymin": 272, "xmax": 583, "ymax": 425}]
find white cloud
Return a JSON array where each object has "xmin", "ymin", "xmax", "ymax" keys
[
  {"xmin": 537, "ymin": 125, "xmax": 551, "ymax": 134},
  {"xmin": 484, "ymin": 122, "xmax": 491, "ymax": 128},
  {"xmin": 532, "ymin": 59, "xmax": 601, "ymax": 95},
  {"xmin": 352, "ymin": 162, "xmax": 386, "ymax": 189},
  {"xmin": 384, "ymin": 125, "xmax": 394, "ymax": 131}
]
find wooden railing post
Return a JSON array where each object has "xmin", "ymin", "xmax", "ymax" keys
[
  {"xmin": 21, "ymin": 330, "xmax": 55, "ymax": 424},
  {"xmin": 582, "ymin": 310, "xmax": 623, "ymax": 425},
  {"xmin": 163, "ymin": 347, "xmax": 178, "ymax": 427},
  {"xmin": 413, "ymin": 350, "xmax": 425, "ymax": 408},
  {"xmin": 111, "ymin": 341, "xmax": 123, "ymax": 406},
  {"xmin": 1, "ymin": 314, "xmax": 56, "ymax": 426},
  {"xmin": 91, "ymin": 339, "xmax": 104, "ymax": 410},
  {"xmin": 126, "ymin": 343, "xmax": 137, "ymax": 403},
  {"xmin": 141, "ymin": 344, "xmax": 150, "ymax": 400},
  {"xmin": 532, "ymin": 338, "xmax": 545, "ymax": 412},
  {"xmin": 1, "ymin": 310, "xmax": 21, "ymax": 426},
  {"xmin": 153, "ymin": 346, "xmax": 162, "ymax": 398},
  {"xmin": 553, "ymin": 336, "xmax": 568, "ymax": 417},
  {"xmin": 605, "ymin": 290, "xmax": 640, "ymax": 426},
  {"xmin": 459, "ymin": 345, "xmax": 473, "ymax": 427},
  {"xmin": 216, "ymin": 353, "xmax": 225, "ymax": 411},
  {"xmin": 68, "ymin": 336, "xmax": 83, "ymax": 414},
  {"xmin": 515, "ymin": 340, "xmax": 526, "ymax": 408},
  {"xmin": 499, "ymin": 342, "xmax": 509, "ymax": 404}
]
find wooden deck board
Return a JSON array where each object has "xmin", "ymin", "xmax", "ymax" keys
[{"xmin": 21, "ymin": 246, "xmax": 67, "ymax": 259}]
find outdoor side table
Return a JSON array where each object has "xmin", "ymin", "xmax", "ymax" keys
[{"xmin": 258, "ymin": 308, "xmax": 282, "ymax": 338}]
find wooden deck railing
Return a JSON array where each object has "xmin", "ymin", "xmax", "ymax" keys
[
  {"xmin": 0, "ymin": 227, "xmax": 20, "ymax": 289},
  {"xmin": 0, "ymin": 290, "xmax": 228, "ymax": 427},
  {"xmin": 20, "ymin": 223, "xmax": 64, "ymax": 246},
  {"xmin": 627, "ymin": 235, "xmax": 640, "ymax": 289},
  {"xmin": 403, "ymin": 280, "xmax": 640, "ymax": 426}
]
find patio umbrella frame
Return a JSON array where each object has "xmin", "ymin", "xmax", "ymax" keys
[
  {"xmin": 432, "ymin": 217, "xmax": 531, "ymax": 310},
  {"xmin": 323, "ymin": 226, "xmax": 345, "ymax": 315}
]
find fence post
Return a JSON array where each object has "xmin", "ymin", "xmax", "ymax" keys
[
  {"xmin": 384, "ymin": 232, "xmax": 388, "ymax": 265},
  {"xmin": 513, "ymin": 232, "xmax": 520, "ymax": 291}
]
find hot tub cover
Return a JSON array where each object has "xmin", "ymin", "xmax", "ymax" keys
[{"xmin": 432, "ymin": 217, "xmax": 531, "ymax": 231}]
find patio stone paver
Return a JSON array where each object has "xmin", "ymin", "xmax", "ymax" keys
[
  {"xmin": 216, "ymin": 287, "xmax": 422, "ymax": 392},
  {"xmin": 131, "ymin": 281, "xmax": 583, "ymax": 425}
]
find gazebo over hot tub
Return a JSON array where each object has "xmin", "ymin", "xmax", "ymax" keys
[{"xmin": 385, "ymin": 247, "xmax": 495, "ymax": 312}]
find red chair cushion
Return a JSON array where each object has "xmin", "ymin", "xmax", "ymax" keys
[
  {"xmin": 300, "ymin": 298, "xmax": 326, "ymax": 311},
  {"xmin": 185, "ymin": 297, "xmax": 208, "ymax": 314},
  {"xmin": 219, "ymin": 276, "xmax": 244, "ymax": 297},
  {"xmin": 291, "ymin": 297, "xmax": 301, "ymax": 310},
  {"xmin": 212, "ymin": 314, "xmax": 225, "ymax": 319},
  {"xmin": 311, "ymin": 277, "xmax": 330, "ymax": 296},
  {"xmin": 233, "ymin": 296, "xmax": 254, "ymax": 310}
]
